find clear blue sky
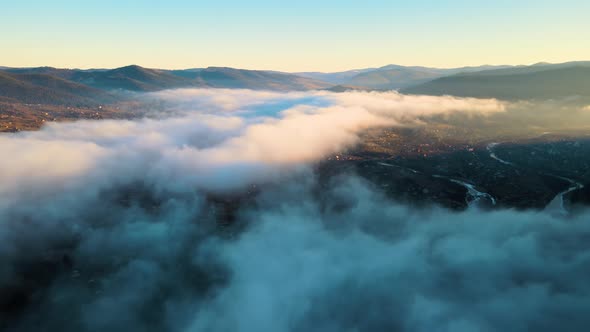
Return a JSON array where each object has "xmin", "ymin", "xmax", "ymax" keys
[{"xmin": 2, "ymin": 0, "xmax": 590, "ymax": 71}]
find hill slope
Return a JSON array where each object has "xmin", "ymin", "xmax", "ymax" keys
[
  {"xmin": 294, "ymin": 68, "xmax": 376, "ymax": 85},
  {"xmin": 4, "ymin": 65, "xmax": 331, "ymax": 92},
  {"xmin": 402, "ymin": 66, "xmax": 590, "ymax": 100},
  {"xmin": 297, "ymin": 64, "xmax": 513, "ymax": 90},
  {"xmin": 0, "ymin": 71, "xmax": 115, "ymax": 105},
  {"xmin": 189, "ymin": 67, "xmax": 331, "ymax": 90},
  {"xmin": 345, "ymin": 67, "xmax": 442, "ymax": 90},
  {"xmin": 452, "ymin": 61, "xmax": 590, "ymax": 77},
  {"xmin": 71, "ymin": 65, "xmax": 195, "ymax": 91}
]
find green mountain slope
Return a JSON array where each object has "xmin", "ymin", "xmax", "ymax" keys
[
  {"xmin": 184, "ymin": 67, "xmax": 330, "ymax": 90},
  {"xmin": 4, "ymin": 65, "xmax": 331, "ymax": 92},
  {"xmin": 0, "ymin": 71, "xmax": 115, "ymax": 105},
  {"xmin": 297, "ymin": 64, "xmax": 513, "ymax": 90},
  {"xmin": 402, "ymin": 66, "xmax": 590, "ymax": 100}
]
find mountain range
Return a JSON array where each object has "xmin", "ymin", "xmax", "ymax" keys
[
  {"xmin": 1, "ymin": 61, "xmax": 590, "ymax": 107},
  {"xmin": 0, "ymin": 70, "xmax": 116, "ymax": 106},
  {"xmin": 401, "ymin": 62, "xmax": 590, "ymax": 99},
  {"xmin": 296, "ymin": 64, "xmax": 513, "ymax": 90},
  {"xmin": 2, "ymin": 65, "xmax": 329, "ymax": 96},
  {"xmin": 2, "ymin": 61, "xmax": 590, "ymax": 132}
]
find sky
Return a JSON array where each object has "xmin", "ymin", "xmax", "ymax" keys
[{"xmin": 1, "ymin": 0, "xmax": 590, "ymax": 72}]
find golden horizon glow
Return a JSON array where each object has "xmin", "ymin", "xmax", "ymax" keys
[{"xmin": 2, "ymin": 0, "xmax": 590, "ymax": 72}]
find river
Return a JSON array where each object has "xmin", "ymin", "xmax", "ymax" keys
[
  {"xmin": 433, "ymin": 175, "xmax": 497, "ymax": 207},
  {"xmin": 487, "ymin": 142, "xmax": 584, "ymax": 215}
]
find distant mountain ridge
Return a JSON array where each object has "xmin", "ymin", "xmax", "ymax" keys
[
  {"xmin": 294, "ymin": 68, "xmax": 377, "ymax": 85},
  {"xmin": 297, "ymin": 64, "xmax": 513, "ymax": 90},
  {"xmin": 402, "ymin": 62, "xmax": 590, "ymax": 99},
  {"xmin": 2, "ymin": 61, "xmax": 590, "ymax": 105},
  {"xmin": 2, "ymin": 65, "xmax": 331, "ymax": 93},
  {"xmin": 0, "ymin": 71, "xmax": 116, "ymax": 106},
  {"xmin": 4, "ymin": 61, "xmax": 589, "ymax": 133},
  {"xmin": 168, "ymin": 67, "xmax": 330, "ymax": 90}
]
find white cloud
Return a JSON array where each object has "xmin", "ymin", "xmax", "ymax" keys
[
  {"xmin": 2, "ymin": 89, "xmax": 589, "ymax": 332},
  {"xmin": 0, "ymin": 89, "xmax": 505, "ymax": 198}
]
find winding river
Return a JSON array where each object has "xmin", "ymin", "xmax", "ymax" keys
[
  {"xmin": 544, "ymin": 176, "xmax": 585, "ymax": 215},
  {"xmin": 377, "ymin": 161, "xmax": 497, "ymax": 208},
  {"xmin": 486, "ymin": 143, "xmax": 513, "ymax": 165},
  {"xmin": 433, "ymin": 175, "xmax": 497, "ymax": 207},
  {"xmin": 487, "ymin": 142, "xmax": 584, "ymax": 215},
  {"xmin": 378, "ymin": 141, "xmax": 584, "ymax": 213}
]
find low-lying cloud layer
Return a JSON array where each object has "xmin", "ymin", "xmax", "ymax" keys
[
  {"xmin": 0, "ymin": 89, "xmax": 504, "ymax": 197},
  {"xmin": 189, "ymin": 178, "xmax": 590, "ymax": 332},
  {"xmin": 1, "ymin": 89, "xmax": 588, "ymax": 332}
]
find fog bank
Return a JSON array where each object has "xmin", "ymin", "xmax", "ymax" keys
[{"xmin": 1, "ymin": 89, "xmax": 588, "ymax": 332}]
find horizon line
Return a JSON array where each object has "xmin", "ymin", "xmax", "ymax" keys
[{"xmin": 2, "ymin": 60, "xmax": 590, "ymax": 74}]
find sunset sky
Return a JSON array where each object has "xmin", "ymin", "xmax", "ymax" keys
[{"xmin": 2, "ymin": 0, "xmax": 590, "ymax": 71}]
